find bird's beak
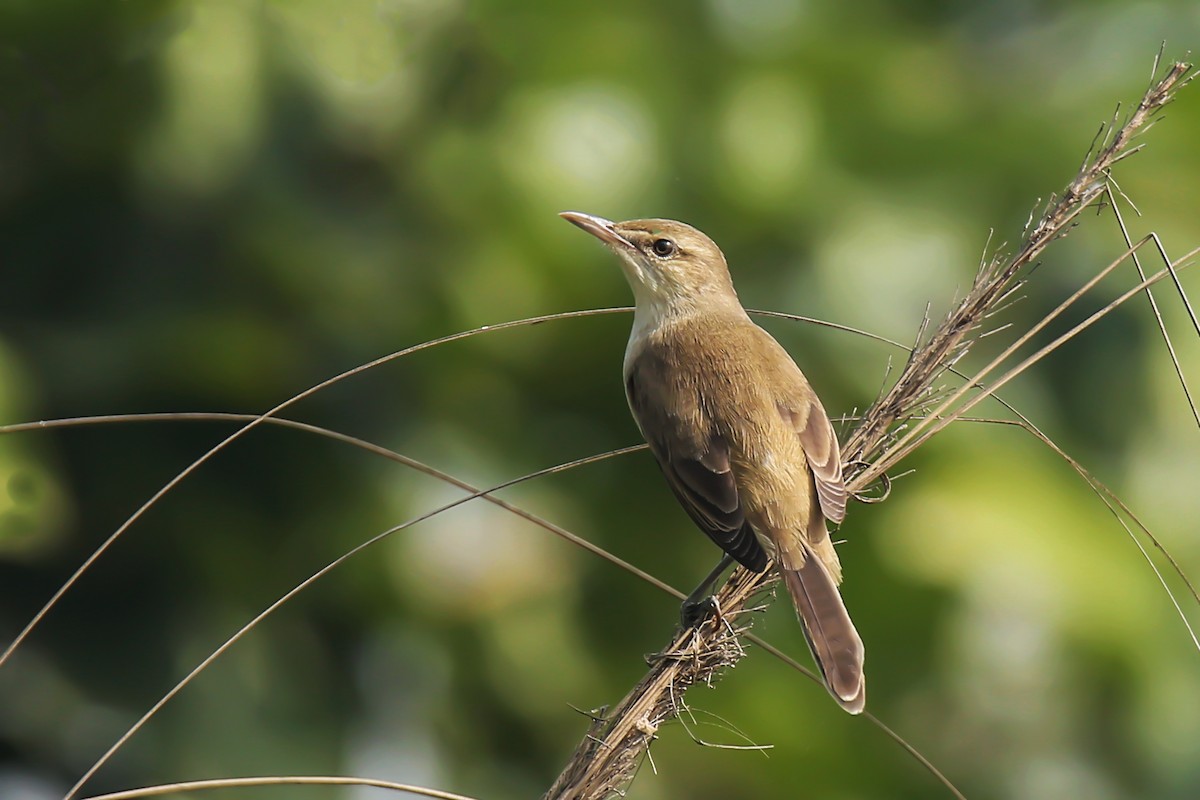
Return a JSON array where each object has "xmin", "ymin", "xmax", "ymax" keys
[{"xmin": 559, "ymin": 211, "xmax": 635, "ymax": 253}]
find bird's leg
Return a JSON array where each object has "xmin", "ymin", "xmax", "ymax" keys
[{"xmin": 679, "ymin": 553, "xmax": 735, "ymax": 628}]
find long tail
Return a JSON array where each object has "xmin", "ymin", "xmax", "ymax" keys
[{"xmin": 781, "ymin": 543, "xmax": 866, "ymax": 714}]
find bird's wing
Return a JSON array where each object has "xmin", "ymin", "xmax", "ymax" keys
[
  {"xmin": 780, "ymin": 393, "xmax": 847, "ymax": 525},
  {"xmin": 625, "ymin": 353, "xmax": 768, "ymax": 573}
]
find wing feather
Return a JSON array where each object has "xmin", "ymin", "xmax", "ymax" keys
[
  {"xmin": 626, "ymin": 352, "xmax": 768, "ymax": 573},
  {"xmin": 780, "ymin": 396, "xmax": 847, "ymax": 525}
]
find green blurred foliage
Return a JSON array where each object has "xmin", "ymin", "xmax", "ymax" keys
[{"xmin": 1, "ymin": 1, "xmax": 1199, "ymax": 798}]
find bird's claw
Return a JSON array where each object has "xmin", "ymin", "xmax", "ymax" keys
[{"xmin": 679, "ymin": 596, "xmax": 717, "ymax": 629}]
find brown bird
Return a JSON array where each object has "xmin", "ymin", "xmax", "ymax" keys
[{"xmin": 561, "ymin": 211, "xmax": 865, "ymax": 714}]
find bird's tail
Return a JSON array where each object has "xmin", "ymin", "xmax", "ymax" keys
[{"xmin": 781, "ymin": 543, "xmax": 866, "ymax": 714}]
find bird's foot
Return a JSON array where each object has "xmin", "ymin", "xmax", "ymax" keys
[
  {"xmin": 677, "ymin": 554, "xmax": 736, "ymax": 630},
  {"xmin": 679, "ymin": 596, "xmax": 717, "ymax": 629}
]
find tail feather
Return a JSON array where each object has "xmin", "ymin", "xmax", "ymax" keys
[{"xmin": 781, "ymin": 544, "xmax": 866, "ymax": 714}]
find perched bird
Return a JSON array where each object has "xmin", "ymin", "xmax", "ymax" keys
[{"xmin": 560, "ymin": 211, "xmax": 865, "ymax": 714}]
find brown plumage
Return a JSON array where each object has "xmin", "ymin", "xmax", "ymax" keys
[{"xmin": 561, "ymin": 211, "xmax": 865, "ymax": 714}]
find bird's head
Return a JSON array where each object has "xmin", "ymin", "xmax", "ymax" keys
[{"xmin": 560, "ymin": 212, "xmax": 738, "ymax": 313}]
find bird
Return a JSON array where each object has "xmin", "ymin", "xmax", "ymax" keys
[{"xmin": 560, "ymin": 211, "xmax": 865, "ymax": 714}]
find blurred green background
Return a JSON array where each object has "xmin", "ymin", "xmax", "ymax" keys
[{"xmin": 2, "ymin": 1, "xmax": 1199, "ymax": 798}]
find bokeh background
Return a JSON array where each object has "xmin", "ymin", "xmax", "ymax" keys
[{"xmin": 2, "ymin": 1, "xmax": 1200, "ymax": 798}]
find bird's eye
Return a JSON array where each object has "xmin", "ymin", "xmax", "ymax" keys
[{"xmin": 651, "ymin": 238, "xmax": 676, "ymax": 257}]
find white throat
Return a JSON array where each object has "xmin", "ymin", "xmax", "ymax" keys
[
  {"xmin": 614, "ymin": 249, "xmax": 741, "ymax": 373},
  {"xmin": 622, "ymin": 289, "xmax": 696, "ymax": 375}
]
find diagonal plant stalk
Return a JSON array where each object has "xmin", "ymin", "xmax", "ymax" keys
[
  {"xmin": 543, "ymin": 58, "xmax": 1196, "ymax": 800},
  {"xmin": 843, "ymin": 58, "xmax": 1195, "ymax": 482}
]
